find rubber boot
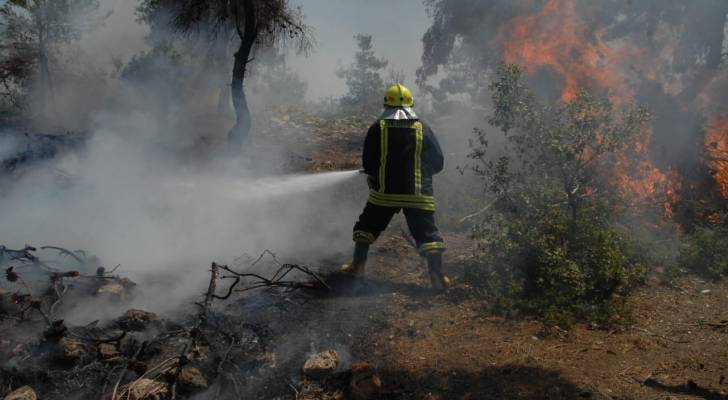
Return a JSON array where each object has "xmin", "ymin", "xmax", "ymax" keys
[
  {"xmin": 426, "ymin": 251, "xmax": 450, "ymax": 293},
  {"xmin": 341, "ymin": 242, "xmax": 369, "ymax": 277}
]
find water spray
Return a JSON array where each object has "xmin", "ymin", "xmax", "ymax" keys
[
  {"xmin": 168, "ymin": 169, "xmax": 362, "ymax": 201},
  {"xmin": 246, "ymin": 169, "xmax": 362, "ymax": 198}
]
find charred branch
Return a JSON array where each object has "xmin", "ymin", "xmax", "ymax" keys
[
  {"xmin": 216, "ymin": 260, "xmax": 330, "ymax": 294},
  {"xmin": 40, "ymin": 246, "xmax": 86, "ymax": 267},
  {"xmin": 197, "ymin": 262, "xmax": 220, "ymax": 327}
]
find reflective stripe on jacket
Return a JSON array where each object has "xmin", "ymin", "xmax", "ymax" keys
[{"xmin": 362, "ymin": 119, "xmax": 444, "ymax": 211}]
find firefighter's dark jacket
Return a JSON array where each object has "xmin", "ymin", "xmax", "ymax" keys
[{"xmin": 362, "ymin": 118, "xmax": 444, "ymax": 211}]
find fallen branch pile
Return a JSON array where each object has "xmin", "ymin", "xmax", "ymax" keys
[
  {"xmin": 1, "ymin": 245, "xmax": 134, "ymax": 327},
  {"xmin": 1, "ymin": 246, "xmax": 336, "ymax": 400}
]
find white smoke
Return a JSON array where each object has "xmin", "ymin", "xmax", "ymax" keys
[
  {"xmin": 0, "ymin": 0, "xmax": 380, "ymax": 320},
  {"xmin": 0, "ymin": 134, "xmax": 21, "ymax": 162},
  {"xmin": 0, "ymin": 124, "xmax": 364, "ymax": 317}
]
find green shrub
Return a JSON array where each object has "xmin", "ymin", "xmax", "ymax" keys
[
  {"xmin": 465, "ymin": 204, "xmax": 647, "ymax": 326},
  {"xmin": 463, "ymin": 64, "xmax": 651, "ymax": 326},
  {"xmin": 679, "ymin": 215, "xmax": 728, "ymax": 278}
]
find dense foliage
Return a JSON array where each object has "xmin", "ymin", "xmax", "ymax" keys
[{"xmin": 465, "ymin": 64, "xmax": 652, "ymax": 326}]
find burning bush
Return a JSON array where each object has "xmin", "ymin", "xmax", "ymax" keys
[{"xmin": 464, "ymin": 64, "xmax": 651, "ymax": 326}]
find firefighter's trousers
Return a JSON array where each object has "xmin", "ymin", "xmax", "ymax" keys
[{"xmin": 352, "ymin": 202, "xmax": 446, "ymax": 253}]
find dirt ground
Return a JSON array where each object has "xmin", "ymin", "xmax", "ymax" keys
[
  {"xmin": 329, "ymin": 232, "xmax": 728, "ymax": 400},
  {"xmin": 225, "ymin": 219, "xmax": 725, "ymax": 400}
]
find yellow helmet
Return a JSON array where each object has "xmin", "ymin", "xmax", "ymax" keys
[{"xmin": 384, "ymin": 84, "xmax": 414, "ymax": 107}]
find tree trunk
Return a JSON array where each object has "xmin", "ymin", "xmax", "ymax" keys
[{"xmin": 227, "ymin": 0, "xmax": 257, "ymax": 156}]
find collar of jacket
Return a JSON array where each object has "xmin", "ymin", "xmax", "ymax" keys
[{"xmin": 379, "ymin": 106, "xmax": 419, "ymax": 120}]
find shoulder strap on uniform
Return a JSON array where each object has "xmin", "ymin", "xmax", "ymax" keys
[
  {"xmin": 379, "ymin": 119, "xmax": 388, "ymax": 193},
  {"xmin": 413, "ymin": 121, "xmax": 423, "ymax": 196}
]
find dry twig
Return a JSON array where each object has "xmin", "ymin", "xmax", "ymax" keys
[{"xmin": 208, "ymin": 250, "xmax": 330, "ymax": 301}]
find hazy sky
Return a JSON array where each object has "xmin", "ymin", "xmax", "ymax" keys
[
  {"xmin": 288, "ymin": 0, "xmax": 431, "ymax": 100},
  {"xmin": 56, "ymin": 0, "xmax": 431, "ymax": 101}
]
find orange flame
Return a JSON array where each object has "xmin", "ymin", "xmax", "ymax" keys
[
  {"xmin": 608, "ymin": 129, "xmax": 686, "ymax": 218},
  {"xmin": 498, "ymin": 0, "xmax": 650, "ymax": 103},
  {"xmin": 705, "ymin": 116, "xmax": 728, "ymax": 199},
  {"xmin": 497, "ymin": 0, "xmax": 675, "ymax": 215},
  {"xmin": 612, "ymin": 128, "xmax": 680, "ymax": 213},
  {"xmin": 664, "ymin": 167, "xmax": 684, "ymax": 218}
]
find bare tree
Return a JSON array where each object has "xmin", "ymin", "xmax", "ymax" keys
[{"xmin": 138, "ymin": 0, "xmax": 312, "ymax": 155}]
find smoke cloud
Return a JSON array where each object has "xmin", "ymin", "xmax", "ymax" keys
[{"xmin": 0, "ymin": 0, "xmax": 383, "ymax": 321}]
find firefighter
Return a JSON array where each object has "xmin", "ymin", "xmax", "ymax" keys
[{"xmin": 342, "ymin": 83, "xmax": 450, "ymax": 292}]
